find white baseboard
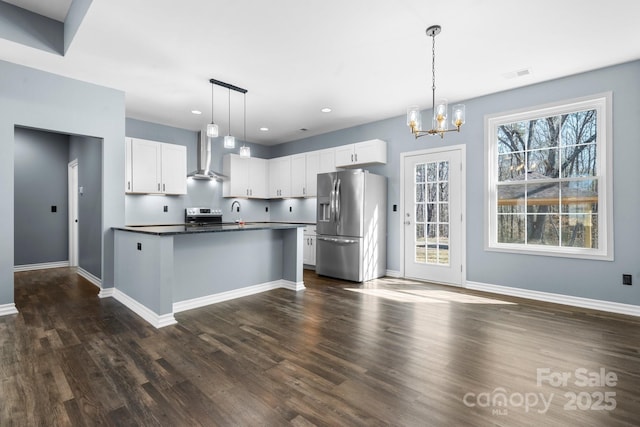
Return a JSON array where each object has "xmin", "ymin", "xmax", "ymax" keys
[
  {"xmin": 0, "ymin": 303, "xmax": 19, "ymax": 316},
  {"xmin": 98, "ymin": 287, "xmax": 115, "ymax": 298},
  {"xmin": 466, "ymin": 281, "xmax": 640, "ymax": 317},
  {"xmin": 112, "ymin": 289, "xmax": 177, "ymax": 328},
  {"xmin": 385, "ymin": 269, "xmax": 401, "ymax": 278},
  {"xmin": 14, "ymin": 261, "xmax": 69, "ymax": 272},
  {"xmin": 77, "ymin": 268, "xmax": 102, "ymax": 289},
  {"xmin": 173, "ymin": 279, "xmax": 305, "ymax": 314}
]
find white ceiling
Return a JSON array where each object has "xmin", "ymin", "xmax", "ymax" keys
[{"xmin": 1, "ymin": 0, "xmax": 639, "ymax": 145}]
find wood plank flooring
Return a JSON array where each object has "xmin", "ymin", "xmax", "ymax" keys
[{"xmin": 2, "ymin": 268, "xmax": 639, "ymax": 426}]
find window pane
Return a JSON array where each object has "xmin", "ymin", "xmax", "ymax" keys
[
  {"xmin": 526, "ymin": 214, "xmax": 559, "ymax": 246},
  {"xmin": 416, "ymin": 203, "xmax": 425, "ymax": 222},
  {"xmin": 528, "ymin": 117, "xmax": 560, "ymax": 150},
  {"xmin": 561, "ymin": 214, "xmax": 598, "ymax": 249},
  {"xmin": 527, "ymin": 149, "xmax": 559, "ymax": 179},
  {"xmin": 498, "ymin": 184, "xmax": 526, "ymax": 213},
  {"xmin": 439, "ymin": 204, "xmax": 449, "ymax": 222},
  {"xmin": 427, "ymin": 162, "xmax": 437, "ymax": 182},
  {"xmin": 497, "ymin": 214, "xmax": 525, "ymax": 243},
  {"xmin": 416, "ymin": 183, "xmax": 425, "ymax": 203},
  {"xmin": 426, "ymin": 203, "xmax": 436, "ymax": 222},
  {"xmin": 561, "ymin": 179, "xmax": 598, "ymax": 213},
  {"xmin": 560, "ymin": 109, "xmax": 597, "ymax": 147},
  {"xmin": 561, "ymin": 144, "xmax": 597, "ymax": 178},
  {"xmin": 415, "ymin": 163, "xmax": 425, "ymax": 183},
  {"xmin": 498, "ymin": 122, "xmax": 529, "ymax": 154},
  {"xmin": 427, "ymin": 183, "xmax": 437, "ymax": 202},
  {"xmin": 439, "ymin": 183, "xmax": 449, "ymax": 202},
  {"xmin": 498, "ymin": 153, "xmax": 525, "ymax": 181},
  {"xmin": 526, "ymin": 182, "xmax": 560, "ymax": 214},
  {"xmin": 438, "ymin": 161, "xmax": 449, "ymax": 181}
]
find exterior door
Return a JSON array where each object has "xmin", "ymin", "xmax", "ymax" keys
[{"xmin": 403, "ymin": 147, "xmax": 465, "ymax": 285}]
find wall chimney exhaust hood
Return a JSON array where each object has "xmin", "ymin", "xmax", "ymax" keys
[{"xmin": 187, "ymin": 130, "xmax": 227, "ymax": 181}]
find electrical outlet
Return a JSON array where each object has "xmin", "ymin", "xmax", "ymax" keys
[
  {"xmin": 265, "ymin": 206, "xmax": 269, "ymax": 212},
  {"xmin": 137, "ymin": 243, "xmax": 142, "ymax": 251},
  {"xmin": 393, "ymin": 204, "xmax": 397, "ymax": 212},
  {"xmin": 163, "ymin": 205, "xmax": 168, "ymax": 212},
  {"xmin": 51, "ymin": 205, "xmax": 57, "ymax": 212},
  {"xmin": 289, "ymin": 206, "xmax": 293, "ymax": 212},
  {"xmin": 622, "ymin": 274, "xmax": 632, "ymax": 286}
]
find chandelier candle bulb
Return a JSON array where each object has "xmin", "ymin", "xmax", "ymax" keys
[
  {"xmin": 407, "ymin": 105, "xmax": 422, "ymax": 131},
  {"xmin": 433, "ymin": 99, "xmax": 448, "ymax": 131},
  {"xmin": 452, "ymin": 104, "xmax": 465, "ymax": 128}
]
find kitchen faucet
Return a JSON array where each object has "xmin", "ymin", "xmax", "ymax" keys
[{"xmin": 230, "ymin": 200, "xmax": 242, "ymax": 224}]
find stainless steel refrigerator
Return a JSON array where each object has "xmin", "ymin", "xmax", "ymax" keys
[{"xmin": 316, "ymin": 169, "xmax": 387, "ymax": 282}]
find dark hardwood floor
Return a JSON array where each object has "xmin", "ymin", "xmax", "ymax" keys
[{"xmin": 2, "ymin": 268, "xmax": 639, "ymax": 426}]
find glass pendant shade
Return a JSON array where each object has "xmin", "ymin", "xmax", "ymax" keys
[
  {"xmin": 206, "ymin": 122, "xmax": 219, "ymax": 138},
  {"xmin": 406, "ymin": 105, "xmax": 422, "ymax": 131},
  {"xmin": 239, "ymin": 145, "xmax": 251, "ymax": 158},
  {"xmin": 452, "ymin": 104, "xmax": 465, "ymax": 128},
  {"xmin": 224, "ymin": 135, "xmax": 235, "ymax": 149},
  {"xmin": 433, "ymin": 99, "xmax": 448, "ymax": 132}
]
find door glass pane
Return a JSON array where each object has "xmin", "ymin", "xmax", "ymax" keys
[{"xmin": 414, "ymin": 160, "xmax": 450, "ymax": 266}]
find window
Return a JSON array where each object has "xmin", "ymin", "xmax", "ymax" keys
[{"xmin": 485, "ymin": 93, "xmax": 613, "ymax": 260}]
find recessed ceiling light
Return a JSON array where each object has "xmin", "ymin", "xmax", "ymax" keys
[
  {"xmin": 259, "ymin": 127, "xmax": 269, "ymax": 132},
  {"xmin": 191, "ymin": 110, "xmax": 202, "ymax": 115},
  {"xmin": 321, "ymin": 107, "xmax": 332, "ymax": 113}
]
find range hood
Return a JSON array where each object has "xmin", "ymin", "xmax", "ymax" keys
[{"xmin": 187, "ymin": 130, "xmax": 227, "ymax": 181}]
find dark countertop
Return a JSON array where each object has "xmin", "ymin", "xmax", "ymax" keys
[{"xmin": 113, "ymin": 222, "xmax": 306, "ymax": 236}]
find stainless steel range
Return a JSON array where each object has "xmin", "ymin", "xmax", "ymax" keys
[{"xmin": 185, "ymin": 207, "xmax": 223, "ymax": 225}]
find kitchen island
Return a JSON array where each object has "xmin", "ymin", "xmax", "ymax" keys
[{"xmin": 112, "ymin": 223, "xmax": 305, "ymax": 328}]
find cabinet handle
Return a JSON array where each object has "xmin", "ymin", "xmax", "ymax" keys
[
  {"xmin": 303, "ymin": 187, "xmax": 306, "ymax": 195},
  {"xmin": 127, "ymin": 181, "xmax": 130, "ymax": 190},
  {"xmin": 351, "ymin": 154, "xmax": 354, "ymax": 162},
  {"xmin": 163, "ymin": 184, "xmax": 165, "ymax": 192},
  {"xmin": 250, "ymin": 189, "xmax": 253, "ymax": 196},
  {"xmin": 157, "ymin": 183, "xmax": 160, "ymax": 191},
  {"xmin": 355, "ymin": 153, "xmax": 358, "ymax": 162}
]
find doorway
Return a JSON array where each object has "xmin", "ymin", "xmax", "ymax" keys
[
  {"xmin": 68, "ymin": 159, "xmax": 79, "ymax": 267},
  {"xmin": 401, "ymin": 145, "xmax": 466, "ymax": 286}
]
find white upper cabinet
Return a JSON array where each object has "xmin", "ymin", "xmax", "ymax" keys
[
  {"xmin": 160, "ymin": 143, "xmax": 187, "ymax": 194},
  {"xmin": 335, "ymin": 139, "xmax": 387, "ymax": 168},
  {"xmin": 305, "ymin": 151, "xmax": 320, "ymax": 198},
  {"xmin": 318, "ymin": 148, "xmax": 336, "ymax": 174},
  {"xmin": 223, "ymin": 154, "xmax": 268, "ymax": 198},
  {"xmin": 125, "ymin": 138, "xmax": 187, "ymax": 195},
  {"xmin": 269, "ymin": 156, "xmax": 291, "ymax": 198},
  {"xmin": 290, "ymin": 154, "xmax": 307, "ymax": 197}
]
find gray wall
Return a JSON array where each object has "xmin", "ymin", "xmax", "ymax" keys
[
  {"xmin": 14, "ymin": 127, "xmax": 70, "ymax": 265},
  {"xmin": 269, "ymin": 60, "xmax": 640, "ymax": 307},
  {"xmin": 0, "ymin": 59, "xmax": 125, "ymax": 306},
  {"xmin": 69, "ymin": 135, "xmax": 102, "ymax": 278}
]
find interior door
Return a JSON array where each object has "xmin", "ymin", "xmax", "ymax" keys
[
  {"xmin": 403, "ymin": 148, "xmax": 464, "ymax": 285},
  {"xmin": 68, "ymin": 159, "xmax": 79, "ymax": 267}
]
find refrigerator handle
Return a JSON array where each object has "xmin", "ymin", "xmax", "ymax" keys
[
  {"xmin": 329, "ymin": 179, "xmax": 335, "ymax": 222},
  {"xmin": 335, "ymin": 178, "xmax": 341, "ymax": 223}
]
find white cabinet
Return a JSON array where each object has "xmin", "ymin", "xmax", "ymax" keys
[
  {"xmin": 223, "ymin": 154, "xmax": 268, "ymax": 198},
  {"xmin": 319, "ymin": 148, "xmax": 336, "ymax": 174},
  {"xmin": 160, "ymin": 143, "xmax": 187, "ymax": 194},
  {"xmin": 305, "ymin": 151, "xmax": 320, "ymax": 197},
  {"xmin": 291, "ymin": 154, "xmax": 307, "ymax": 197},
  {"xmin": 125, "ymin": 138, "xmax": 187, "ymax": 195},
  {"xmin": 303, "ymin": 225, "xmax": 316, "ymax": 267},
  {"xmin": 335, "ymin": 139, "xmax": 387, "ymax": 168},
  {"xmin": 269, "ymin": 156, "xmax": 291, "ymax": 198}
]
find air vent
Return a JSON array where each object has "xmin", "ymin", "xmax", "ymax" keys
[{"xmin": 503, "ymin": 68, "xmax": 532, "ymax": 79}]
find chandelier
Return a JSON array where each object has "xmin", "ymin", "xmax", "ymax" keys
[{"xmin": 407, "ymin": 25, "xmax": 465, "ymax": 139}]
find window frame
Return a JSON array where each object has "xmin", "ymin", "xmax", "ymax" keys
[{"xmin": 484, "ymin": 92, "xmax": 613, "ymax": 260}]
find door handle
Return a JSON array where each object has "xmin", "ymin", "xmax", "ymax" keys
[{"xmin": 404, "ymin": 220, "xmax": 411, "ymax": 225}]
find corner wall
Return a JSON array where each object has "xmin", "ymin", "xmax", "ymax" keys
[{"xmin": 0, "ymin": 59, "xmax": 125, "ymax": 305}]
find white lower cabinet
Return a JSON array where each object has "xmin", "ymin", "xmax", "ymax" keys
[{"xmin": 303, "ymin": 225, "xmax": 316, "ymax": 267}]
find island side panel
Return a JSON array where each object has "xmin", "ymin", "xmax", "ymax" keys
[
  {"xmin": 114, "ymin": 230, "xmax": 174, "ymax": 316},
  {"xmin": 283, "ymin": 227, "xmax": 304, "ymax": 284},
  {"xmin": 172, "ymin": 229, "xmax": 284, "ymax": 302}
]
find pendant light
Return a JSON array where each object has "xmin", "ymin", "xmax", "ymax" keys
[
  {"xmin": 407, "ymin": 25, "xmax": 465, "ymax": 139},
  {"xmin": 239, "ymin": 92, "xmax": 250, "ymax": 158},
  {"xmin": 223, "ymin": 87, "xmax": 236, "ymax": 149},
  {"xmin": 206, "ymin": 79, "xmax": 219, "ymax": 137}
]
